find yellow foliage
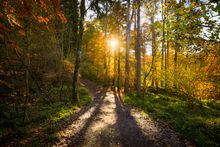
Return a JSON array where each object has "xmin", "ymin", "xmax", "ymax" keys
[
  {"xmin": 6, "ymin": 13, "xmax": 21, "ymax": 27},
  {"xmin": 195, "ymin": 81, "xmax": 217, "ymax": 100},
  {"xmin": 62, "ymin": 60, "xmax": 74, "ymax": 73},
  {"xmin": 191, "ymin": 2, "xmax": 196, "ymax": 7}
]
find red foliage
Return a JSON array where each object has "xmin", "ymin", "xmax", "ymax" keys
[
  {"xmin": 56, "ymin": 10, "xmax": 68, "ymax": 23},
  {"xmin": 51, "ymin": 0, "xmax": 61, "ymax": 7}
]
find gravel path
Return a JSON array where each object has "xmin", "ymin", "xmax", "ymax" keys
[{"xmin": 54, "ymin": 80, "xmax": 192, "ymax": 147}]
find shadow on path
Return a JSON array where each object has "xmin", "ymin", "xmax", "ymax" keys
[
  {"xmin": 55, "ymin": 78, "xmax": 106, "ymax": 134},
  {"xmin": 67, "ymin": 88, "xmax": 108, "ymax": 146},
  {"xmin": 114, "ymin": 91, "xmax": 156, "ymax": 147},
  {"xmin": 54, "ymin": 82, "xmax": 189, "ymax": 147}
]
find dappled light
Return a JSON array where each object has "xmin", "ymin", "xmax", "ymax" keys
[
  {"xmin": 54, "ymin": 89, "xmax": 188, "ymax": 147},
  {"xmin": 1, "ymin": 0, "xmax": 219, "ymax": 146}
]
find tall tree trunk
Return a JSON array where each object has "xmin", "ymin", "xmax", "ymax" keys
[
  {"xmin": 174, "ymin": 41, "xmax": 178, "ymax": 89},
  {"xmin": 165, "ymin": 40, "xmax": 169, "ymax": 85},
  {"xmin": 112, "ymin": 48, "xmax": 116, "ymax": 90},
  {"xmin": 117, "ymin": 46, "xmax": 121, "ymax": 92},
  {"xmin": 165, "ymin": 1, "xmax": 169, "ymax": 89},
  {"xmin": 104, "ymin": 1, "xmax": 108, "ymax": 86},
  {"xmin": 133, "ymin": 8, "xmax": 137, "ymax": 88},
  {"xmin": 59, "ymin": 24, "xmax": 64, "ymax": 100},
  {"xmin": 125, "ymin": 0, "xmax": 131, "ymax": 93},
  {"xmin": 72, "ymin": 0, "xmax": 79, "ymax": 103},
  {"xmin": 72, "ymin": 0, "xmax": 85, "ymax": 103},
  {"xmin": 174, "ymin": 0, "xmax": 181, "ymax": 90},
  {"xmin": 23, "ymin": 24, "xmax": 30, "ymax": 122},
  {"xmin": 161, "ymin": 0, "xmax": 165, "ymax": 87},
  {"xmin": 136, "ymin": 0, "xmax": 141, "ymax": 95},
  {"xmin": 151, "ymin": 16, "xmax": 157, "ymax": 87}
]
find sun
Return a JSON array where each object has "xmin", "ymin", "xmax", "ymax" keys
[{"xmin": 108, "ymin": 38, "xmax": 119, "ymax": 52}]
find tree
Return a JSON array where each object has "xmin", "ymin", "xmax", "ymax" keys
[
  {"xmin": 125, "ymin": 0, "xmax": 131, "ymax": 93},
  {"xmin": 136, "ymin": 0, "xmax": 141, "ymax": 95},
  {"xmin": 161, "ymin": 0, "xmax": 166, "ymax": 87},
  {"xmin": 104, "ymin": 1, "xmax": 108, "ymax": 86},
  {"xmin": 151, "ymin": 15, "xmax": 158, "ymax": 87},
  {"xmin": 72, "ymin": 0, "xmax": 85, "ymax": 103}
]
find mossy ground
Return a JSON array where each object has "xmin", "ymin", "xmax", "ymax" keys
[
  {"xmin": 0, "ymin": 86, "xmax": 92, "ymax": 146},
  {"xmin": 124, "ymin": 91, "xmax": 220, "ymax": 147}
]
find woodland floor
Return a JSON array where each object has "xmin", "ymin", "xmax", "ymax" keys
[{"xmin": 52, "ymin": 79, "xmax": 194, "ymax": 147}]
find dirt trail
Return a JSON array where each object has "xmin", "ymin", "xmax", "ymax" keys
[{"xmin": 54, "ymin": 80, "xmax": 191, "ymax": 147}]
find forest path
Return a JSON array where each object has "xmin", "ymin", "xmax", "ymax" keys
[{"xmin": 54, "ymin": 79, "xmax": 191, "ymax": 147}]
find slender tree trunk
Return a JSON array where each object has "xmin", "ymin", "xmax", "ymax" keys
[
  {"xmin": 125, "ymin": 0, "xmax": 131, "ymax": 93},
  {"xmin": 107, "ymin": 50, "xmax": 111, "ymax": 84},
  {"xmin": 165, "ymin": 2, "xmax": 169, "ymax": 89},
  {"xmin": 72, "ymin": 0, "xmax": 79, "ymax": 103},
  {"xmin": 118, "ymin": 47, "xmax": 121, "ymax": 92},
  {"xmin": 113, "ymin": 49, "xmax": 116, "ymax": 90},
  {"xmin": 174, "ymin": 42, "xmax": 178, "ymax": 89},
  {"xmin": 161, "ymin": 0, "xmax": 165, "ymax": 87},
  {"xmin": 72, "ymin": 0, "xmax": 85, "ymax": 103},
  {"xmin": 59, "ymin": 24, "xmax": 64, "ymax": 100},
  {"xmin": 104, "ymin": 2, "xmax": 108, "ymax": 86},
  {"xmin": 23, "ymin": 25, "xmax": 30, "ymax": 122},
  {"xmin": 165, "ymin": 42, "xmax": 167, "ymax": 88},
  {"xmin": 165, "ymin": 36, "xmax": 169, "ymax": 88},
  {"xmin": 174, "ymin": 1, "xmax": 181, "ymax": 90},
  {"xmin": 151, "ymin": 16, "xmax": 157, "ymax": 87},
  {"xmin": 133, "ymin": 7, "xmax": 137, "ymax": 88},
  {"xmin": 136, "ymin": 0, "xmax": 141, "ymax": 95}
]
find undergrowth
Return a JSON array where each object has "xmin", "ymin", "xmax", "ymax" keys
[
  {"xmin": 124, "ymin": 91, "xmax": 220, "ymax": 147},
  {"xmin": 0, "ymin": 86, "xmax": 91, "ymax": 146}
]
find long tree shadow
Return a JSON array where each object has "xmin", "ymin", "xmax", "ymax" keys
[
  {"xmin": 114, "ymin": 91, "xmax": 156, "ymax": 147},
  {"xmin": 66, "ymin": 88, "xmax": 108, "ymax": 146},
  {"xmin": 1, "ymin": 88, "xmax": 107, "ymax": 147},
  {"xmin": 59, "ymin": 88, "xmax": 105, "ymax": 124}
]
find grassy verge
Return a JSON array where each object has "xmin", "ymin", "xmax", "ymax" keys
[
  {"xmin": 124, "ymin": 91, "xmax": 220, "ymax": 147},
  {"xmin": 0, "ymin": 86, "xmax": 92, "ymax": 146}
]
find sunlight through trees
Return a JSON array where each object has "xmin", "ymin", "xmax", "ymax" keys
[{"xmin": 0, "ymin": 0, "xmax": 219, "ymax": 146}]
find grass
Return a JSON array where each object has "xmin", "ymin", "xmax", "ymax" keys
[
  {"xmin": 0, "ymin": 86, "xmax": 92, "ymax": 146},
  {"xmin": 124, "ymin": 91, "xmax": 220, "ymax": 147}
]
